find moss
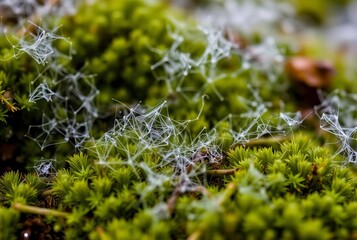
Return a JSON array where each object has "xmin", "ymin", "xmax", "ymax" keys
[
  {"xmin": 0, "ymin": 0, "xmax": 356, "ymax": 239},
  {"xmin": 0, "ymin": 207, "xmax": 20, "ymax": 240}
]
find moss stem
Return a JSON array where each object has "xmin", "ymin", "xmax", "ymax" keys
[{"xmin": 41, "ymin": 189, "xmax": 55, "ymax": 197}]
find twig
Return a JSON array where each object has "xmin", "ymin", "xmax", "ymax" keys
[
  {"xmin": 232, "ymin": 135, "xmax": 289, "ymax": 148},
  {"xmin": 206, "ymin": 168, "xmax": 238, "ymax": 176},
  {"xmin": 167, "ymin": 188, "xmax": 181, "ymax": 214},
  {"xmin": 13, "ymin": 202, "xmax": 69, "ymax": 218}
]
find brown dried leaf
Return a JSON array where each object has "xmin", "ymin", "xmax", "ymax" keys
[
  {"xmin": 285, "ymin": 56, "xmax": 335, "ymax": 107},
  {"xmin": 285, "ymin": 56, "xmax": 334, "ymax": 88}
]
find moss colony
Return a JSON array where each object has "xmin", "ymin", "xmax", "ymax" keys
[{"xmin": 0, "ymin": 0, "xmax": 357, "ymax": 239}]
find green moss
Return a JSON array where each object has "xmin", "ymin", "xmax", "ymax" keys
[
  {"xmin": 0, "ymin": 207, "xmax": 20, "ymax": 240},
  {"xmin": 0, "ymin": 0, "xmax": 356, "ymax": 239}
]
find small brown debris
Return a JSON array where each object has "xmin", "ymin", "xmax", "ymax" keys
[
  {"xmin": 285, "ymin": 56, "xmax": 335, "ymax": 107},
  {"xmin": 226, "ymin": 28, "xmax": 247, "ymax": 49},
  {"xmin": 285, "ymin": 56, "xmax": 334, "ymax": 88}
]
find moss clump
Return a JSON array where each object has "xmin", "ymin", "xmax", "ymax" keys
[
  {"xmin": 0, "ymin": 134, "xmax": 356, "ymax": 239},
  {"xmin": 0, "ymin": 0, "xmax": 356, "ymax": 239},
  {"xmin": 59, "ymin": 0, "xmax": 178, "ymax": 103}
]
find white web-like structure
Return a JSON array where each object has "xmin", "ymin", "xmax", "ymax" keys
[
  {"xmin": 32, "ymin": 157, "xmax": 57, "ymax": 179},
  {"xmin": 3, "ymin": 21, "xmax": 72, "ymax": 65},
  {"xmin": 27, "ymin": 69, "xmax": 99, "ymax": 149},
  {"xmin": 85, "ymin": 97, "xmax": 222, "ymax": 201},
  {"xmin": 29, "ymin": 80, "xmax": 57, "ymax": 103},
  {"xmin": 315, "ymin": 90, "xmax": 357, "ymax": 164},
  {"xmin": 150, "ymin": 30, "xmax": 197, "ymax": 94},
  {"xmin": 20, "ymin": 24, "xmax": 98, "ymax": 150},
  {"xmin": 229, "ymin": 87, "xmax": 304, "ymax": 145},
  {"xmin": 151, "ymin": 25, "xmax": 238, "ymax": 101},
  {"xmin": 151, "ymin": 23, "xmax": 285, "ymax": 102}
]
